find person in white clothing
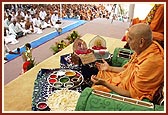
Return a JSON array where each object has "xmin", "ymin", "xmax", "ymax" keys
[
  {"xmin": 4, "ymin": 30, "xmax": 19, "ymax": 45},
  {"xmin": 4, "ymin": 15, "xmax": 12, "ymax": 30},
  {"xmin": 11, "ymin": 10, "xmax": 17, "ymax": 21},
  {"xmin": 8, "ymin": 19, "xmax": 27, "ymax": 39},
  {"xmin": 32, "ymin": 13, "xmax": 43, "ymax": 34},
  {"xmin": 39, "ymin": 7, "xmax": 51, "ymax": 28},
  {"xmin": 39, "ymin": 7, "xmax": 47, "ymax": 22},
  {"xmin": 4, "ymin": 41, "xmax": 20, "ymax": 63},
  {"xmin": 24, "ymin": 11, "xmax": 33, "ymax": 22},
  {"xmin": 28, "ymin": 6, "xmax": 35, "ymax": 17},
  {"xmin": 109, "ymin": 10, "xmax": 115, "ymax": 23},
  {"xmin": 50, "ymin": 11, "xmax": 59, "ymax": 27},
  {"xmin": 4, "ymin": 35, "xmax": 19, "ymax": 44}
]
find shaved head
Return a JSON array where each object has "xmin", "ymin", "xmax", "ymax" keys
[
  {"xmin": 127, "ymin": 23, "xmax": 153, "ymax": 55},
  {"xmin": 129, "ymin": 23, "xmax": 153, "ymax": 42}
]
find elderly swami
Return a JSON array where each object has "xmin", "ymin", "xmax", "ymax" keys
[{"xmin": 91, "ymin": 23, "xmax": 164, "ymax": 101}]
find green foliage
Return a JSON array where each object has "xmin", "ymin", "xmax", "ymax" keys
[
  {"xmin": 67, "ymin": 31, "xmax": 81, "ymax": 43},
  {"xmin": 50, "ymin": 44, "xmax": 59, "ymax": 54},
  {"xmin": 50, "ymin": 30, "xmax": 81, "ymax": 54}
]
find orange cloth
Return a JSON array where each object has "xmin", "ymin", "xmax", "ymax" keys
[
  {"xmin": 92, "ymin": 41, "xmax": 164, "ymax": 101},
  {"xmin": 132, "ymin": 4, "xmax": 164, "ymax": 41}
]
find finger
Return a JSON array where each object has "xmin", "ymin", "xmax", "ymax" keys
[
  {"xmin": 91, "ymin": 75, "xmax": 97, "ymax": 81},
  {"xmin": 95, "ymin": 62, "xmax": 101, "ymax": 66},
  {"xmin": 91, "ymin": 75, "xmax": 96, "ymax": 79},
  {"xmin": 95, "ymin": 63, "xmax": 101, "ymax": 70},
  {"xmin": 92, "ymin": 76, "xmax": 99, "ymax": 81},
  {"xmin": 102, "ymin": 59, "xmax": 106, "ymax": 63},
  {"xmin": 91, "ymin": 76, "xmax": 96, "ymax": 83}
]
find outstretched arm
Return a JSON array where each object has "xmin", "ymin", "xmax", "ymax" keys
[{"xmin": 95, "ymin": 59, "xmax": 125, "ymax": 72}]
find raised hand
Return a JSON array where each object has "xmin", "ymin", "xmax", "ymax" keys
[{"xmin": 95, "ymin": 59, "xmax": 109, "ymax": 71}]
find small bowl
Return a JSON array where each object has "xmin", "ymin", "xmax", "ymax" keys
[
  {"xmin": 59, "ymin": 77, "xmax": 70, "ymax": 83},
  {"xmin": 71, "ymin": 77, "xmax": 79, "ymax": 82},
  {"xmin": 53, "ymin": 82, "xmax": 63, "ymax": 89},
  {"xmin": 57, "ymin": 71, "xmax": 65, "ymax": 77},
  {"xmin": 36, "ymin": 102, "xmax": 48, "ymax": 111},
  {"xmin": 64, "ymin": 82, "xmax": 74, "ymax": 89},
  {"xmin": 48, "ymin": 78, "xmax": 57, "ymax": 84},
  {"xmin": 49, "ymin": 74, "xmax": 57, "ymax": 79},
  {"xmin": 71, "ymin": 77, "xmax": 80, "ymax": 85},
  {"xmin": 65, "ymin": 71, "xmax": 76, "ymax": 77},
  {"xmin": 75, "ymin": 72, "xmax": 81, "ymax": 77}
]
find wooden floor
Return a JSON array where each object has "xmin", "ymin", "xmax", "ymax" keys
[{"xmin": 4, "ymin": 18, "xmax": 130, "ymax": 85}]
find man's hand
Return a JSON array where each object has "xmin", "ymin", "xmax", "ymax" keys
[
  {"xmin": 95, "ymin": 59, "xmax": 109, "ymax": 71},
  {"xmin": 91, "ymin": 75, "xmax": 106, "ymax": 85}
]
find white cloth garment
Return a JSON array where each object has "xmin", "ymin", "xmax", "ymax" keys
[
  {"xmin": 4, "ymin": 18, "xmax": 12, "ymax": 29},
  {"xmin": 8, "ymin": 22, "xmax": 26, "ymax": 35},
  {"xmin": 39, "ymin": 11, "xmax": 47, "ymax": 20},
  {"xmin": 51, "ymin": 13, "xmax": 59, "ymax": 26},
  {"xmin": 4, "ymin": 34, "xmax": 19, "ymax": 44}
]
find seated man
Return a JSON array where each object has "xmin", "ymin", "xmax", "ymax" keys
[
  {"xmin": 4, "ymin": 27, "xmax": 19, "ymax": 45},
  {"xmin": 50, "ymin": 11, "xmax": 59, "ymax": 27},
  {"xmin": 4, "ymin": 15, "xmax": 12, "ymax": 30},
  {"xmin": 4, "ymin": 40, "xmax": 20, "ymax": 63},
  {"xmin": 32, "ymin": 13, "xmax": 47, "ymax": 33},
  {"xmin": 8, "ymin": 19, "xmax": 27, "ymax": 39},
  {"xmin": 91, "ymin": 23, "xmax": 164, "ymax": 102},
  {"xmin": 25, "ymin": 17, "xmax": 34, "ymax": 34}
]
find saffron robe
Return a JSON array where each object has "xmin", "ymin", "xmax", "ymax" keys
[
  {"xmin": 92, "ymin": 41, "xmax": 164, "ymax": 101},
  {"xmin": 132, "ymin": 4, "xmax": 164, "ymax": 41}
]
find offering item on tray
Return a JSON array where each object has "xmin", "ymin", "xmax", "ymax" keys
[
  {"xmin": 53, "ymin": 82, "xmax": 63, "ymax": 89},
  {"xmin": 91, "ymin": 39, "xmax": 107, "ymax": 50},
  {"xmin": 89, "ymin": 35, "xmax": 111, "ymax": 60},
  {"xmin": 64, "ymin": 82, "xmax": 74, "ymax": 88},
  {"xmin": 73, "ymin": 38, "xmax": 96, "ymax": 64},
  {"xmin": 46, "ymin": 90, "xmax": 80, "ymax": 111},
  {"xmin": 89, "ymin": 35, "xmax": 107, "ymax": 50},
  {"xmin": 48, "ymin": 69, "xmax": 84, "ymax": 89},
  {"xmin": 59, "ymin": 77, "xmax": 70, "ymax": 83},
  {"xmin": 65, "ymin": 71, "xmax": 76, "ymax": 77},
  {"xmin": 73, "ymin": 38, "xmax": 93, "ymax": 55},
  {"xmin": 36, "ymin": 102, "xmax": 49, "ymax": 111},
  {"xmin": 48, "ymin": 78, "xmax": 57, "ymax": 84}
]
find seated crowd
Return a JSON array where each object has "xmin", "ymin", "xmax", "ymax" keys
[
  {"xmin": 3, "ymin": 3, "xmax": 119, "ymax": 62},
  {"xmin": 3, "ymin": 4, "xmax": 118, "ymax": 45}
]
